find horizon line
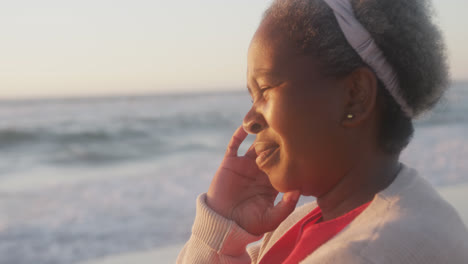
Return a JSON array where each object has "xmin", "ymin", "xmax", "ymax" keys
[
  {"xmin": 1, "ymin": 79, "xmax": 467, "ymax": 102},
  {"xmin": 0, "ymin": 87, "xmax": 248, "ymax": 103}
]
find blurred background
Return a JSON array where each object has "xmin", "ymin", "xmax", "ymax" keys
[{"xmin": 0, "ymin": 0, "xmax": 467, "ymax": 263}]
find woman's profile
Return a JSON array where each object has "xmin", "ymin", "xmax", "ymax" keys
[{"xmin": 177, "ymin": 0, "xmax": 468, "ymax": 263}]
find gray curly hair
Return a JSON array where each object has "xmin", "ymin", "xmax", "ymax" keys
[{"xmin": 263, "ymin": 0, "xmax": 449, "ymax": 154}]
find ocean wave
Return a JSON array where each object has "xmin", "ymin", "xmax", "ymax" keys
[
  {"xmin": 0, "ymin": 109, "xmax": 237, "ymax": 146},
  {"xmin": 0, "ymin": 128, "xmax": 143, "ymax": 148},
  {"xmin": 0, "ymin": 122, "xmax": 224, "ymax": 168},
  {"xmin": 0, "ymin": 129, "xmax": 39, "ymax": 147}
]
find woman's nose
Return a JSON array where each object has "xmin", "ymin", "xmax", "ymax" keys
[{"xmin": 243, "ymin": 106, "xmax": 266, "ymax": 134}]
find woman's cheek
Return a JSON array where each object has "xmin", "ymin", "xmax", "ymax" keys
[
  {"xmin": 265, "ymin": 97, "xmax": 286, "ymax": 132},
  {"xmin": 261, "ymin": 96, "xmax": 275, "ymax": 125}
]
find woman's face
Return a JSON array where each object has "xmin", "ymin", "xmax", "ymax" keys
[{"xmin": 244, "ymin": 19, "xmax": 352, "ymax": 196}]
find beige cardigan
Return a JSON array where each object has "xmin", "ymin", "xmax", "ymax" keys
[{"xmin": 177, "ymin": 164, "xmax": 468, "ymax": 263}]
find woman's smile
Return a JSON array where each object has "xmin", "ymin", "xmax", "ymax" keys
[{"xmin": 254, "ymin": 142, "xmax": 280, "ymax": 168}]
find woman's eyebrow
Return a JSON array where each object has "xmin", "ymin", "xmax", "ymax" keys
[
  {"xmin": 254, "ymin": 68, "xmax": 275, "ymax": 78},
  {"xmin": 253, "ymin": 69, "xmax": 283, "ymax": 83}
]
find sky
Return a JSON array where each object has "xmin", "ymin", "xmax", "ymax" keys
[{"xmin": 0, "ymin": 0, "xmax": 467, "ymax": 99}]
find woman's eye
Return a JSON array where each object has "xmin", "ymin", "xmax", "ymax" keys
[{"xmin": 260, "ymin": 86, "xmax": 273, "ymax": 98}]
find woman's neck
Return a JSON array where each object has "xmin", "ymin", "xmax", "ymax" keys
[{"xmin": 316, "ymin": 154, "xmax": 401, "ymax": 222}]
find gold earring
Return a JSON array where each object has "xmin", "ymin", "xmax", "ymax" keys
[{"xmin": 347, "ymin": 114, "xmax": 354, "ymax": 119}]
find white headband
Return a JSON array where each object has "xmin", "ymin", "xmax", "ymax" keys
[{"xmin": 322, "ymin": 0, "xmax": 414, "ymax": 118}]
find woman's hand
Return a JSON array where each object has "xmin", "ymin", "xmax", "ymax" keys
[{"xmin": 206, "ymin": 125, "xmax": 300, "ymax": 236}]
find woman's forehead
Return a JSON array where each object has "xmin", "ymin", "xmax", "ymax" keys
[
  {"xmin": 251, "ymin": 18, "xmax": 293, "ymax": 52},
  {"xmin": 248, "ymin": 23, "xmax": 301, "ymax": 74}
]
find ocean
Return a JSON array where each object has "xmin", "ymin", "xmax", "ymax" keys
[{"xmin": 0, "ymin": 82, "xmax": 467, "ymax": 264}]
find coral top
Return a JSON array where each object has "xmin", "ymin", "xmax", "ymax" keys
[{"xmin": 259, "ymin": 201, "xmax": 371, "ymax": 264}]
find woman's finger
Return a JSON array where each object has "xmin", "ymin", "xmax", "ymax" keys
[
  {"xmin": 267, "ymin": 191, "xmax": 300, "ymax": 228},
  {"xmin": 225, "ymin": 125, "xmax": 248, "ymax": 157},
  {"xmin": 221, "ymin": 157, "xmax": 261, "ymax": 179}
]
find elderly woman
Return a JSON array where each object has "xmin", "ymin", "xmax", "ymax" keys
[{"xmin": 177, "ymin": 0, "xmax": 468, "ymax": 263}]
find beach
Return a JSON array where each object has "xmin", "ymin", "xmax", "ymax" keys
[{"xmin": 79, "ymin": 183, "xmax": 468, "ymax": 264}]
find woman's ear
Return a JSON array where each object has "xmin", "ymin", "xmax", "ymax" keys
[{"xmin": 341, "ymin": 67, "xmax": 378, "ymax": 127}]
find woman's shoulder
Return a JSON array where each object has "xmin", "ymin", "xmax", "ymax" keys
[
  {"xmin": 322, "ymin": 164, "xmax": 468, "ymax": 263},
  {"xmin": 376, "ymin": 163, "xmax": 465, "ymax": 228}
]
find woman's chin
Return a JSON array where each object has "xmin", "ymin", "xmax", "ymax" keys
[{"xmin": 267, "ymin": 172, "xmax": 296, "ymax": 193}]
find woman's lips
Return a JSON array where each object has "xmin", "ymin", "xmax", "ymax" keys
[{"xmin": 254, "ymin": 142, "xmax": 279, "ymax": 168}]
